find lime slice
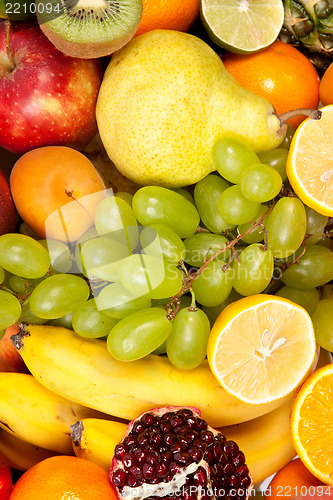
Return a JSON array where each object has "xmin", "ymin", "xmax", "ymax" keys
[{"xmin": 200, "ymin": 0, "xmax": 284, "ymax": 54}]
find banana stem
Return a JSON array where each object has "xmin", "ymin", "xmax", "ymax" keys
[{"xmin": 279, "ymin": 108, "xmax": 322, "ymax": 124}]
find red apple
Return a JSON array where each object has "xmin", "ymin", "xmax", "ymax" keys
[
  {"xmin": 0, "ymin": 166, "xmax": 17, "ymax": 235},
  {"xmin": 0, "ymin": 324, "xmax": 29, "ymax": 373},
  {"xmin": 0, "ymin": 20, "xmax": 103, "ymax": 154},
  {"xmin": 0, "ymin": 450, "xmax": 12, "ymax": 500}
]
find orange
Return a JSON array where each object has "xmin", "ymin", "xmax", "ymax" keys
[
  {"xmin": 265, "ymin": 458, "xmax": 325, "ymax": 499},
  {"xmin": 9, "ymin": 455, "xmax": 117, "ymax": 499},
  {"xmin": 319, "ymin": 63, "xmax": 333, "ymax": 106},
  {"xmin": 286, "ymin": 105, "xmax": 333, "ymax": 217},
  {"xmin": 222, "ymin": 40, "xmax": 320, "ymax": 129},
  {"xmin": 135, "ymin": 0, "xmax": 200, "ymax": 37},
  {"xmin": 10, "ymin": 146, "xmax": 106, "ymax": 242},
  {"xmin": 207, "ymin": 294, "xmax": 317, "ymax": 404},
  {"xmin": 290, "ymin": 363, "xmax": 333, "ymax": 485}
]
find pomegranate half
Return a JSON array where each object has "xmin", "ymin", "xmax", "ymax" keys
[{"xmin": 110, "ymin": 406, "xmax": 253, "ymax": 500}]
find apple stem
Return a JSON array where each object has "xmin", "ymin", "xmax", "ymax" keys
[
  {"xmin": 5, "ymin": 20, "xmax": 15, "ymax": 72},
  {"xmin": 278, "ymin": 108, "xmax": 322, "ymax": 125}
]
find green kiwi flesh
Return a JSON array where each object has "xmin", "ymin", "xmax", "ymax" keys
[{"xmin": 36, "ymin": 0, "xmax": 142, "ymax": 58}]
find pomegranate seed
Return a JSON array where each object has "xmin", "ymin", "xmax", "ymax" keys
[
  {"xmin": 204, "ymin": 447, "xmax": 215, "ymax": 464},
  {"xmin": 223, "ymin": 462, "xmax": 235, "ymax": 476},
  {"xmin": 178, "ymin": 435, "xmax": 191, "ymax": 447},
  {"xmin": 188, "ymin": 447, "xmax": 203, "ymax": 461},
  {"xmin": 178, "ymin": 408, "xmax": 194, "ymax": 417},
  {"xmin": 170, "ymin": 442, "xmax": 184, "ymax": 453},
  {"xmin": 134, "ymin": 448, "xmax": 147, "ymax": 464},
  {"xmin": 230, "ymin": 475, "xmax": 242, "ymax": 488},
  {"xmin": 142, "ymin": 463, "xmax": 155, "ymax": 480},
  {"xmin": 164, "ymin": 434, "xmax": 177, "ymax": 446},
  {"xmin": 161, "ymin": 451, "xmax": 172, "ymax": 463},
  {"xmin": 112, "ymin": 469, "xmax": 127, "ymax": 488},
  {"xmin": 219, "ymin": 451, "xmax": 228, "ymax": 466},
  {"xmin": 220, "ymin": 473, "xmax": 231, "ymax": 487},
  {"xmin": 170, "ymin": 415, "xmax": 184, "ymax": 427},
  {"xmin": 185, "ymin": 416, "xmax": 197, "ymax": 429},
  {"xmin": 159, "ymin": 420, "xmax": 172, "ymax": 434},
  {"xmin": 129, "ymin": 465, "xmax": 142, "ymax": 479},
  {"xmin": 192, "ymin": 467, "xmax": 207, "ymax": 486},
  {"xmin": 164, "ymin": 411, "xmax": 176, "ymax": 420},
  {"xmin": 127, "ymin": 474, "xmax": 137, "ymax": 487},
  {"xmin": 174, "ymin": 451, "xmax": 190, "ymax": 465},
  {"xmin": 241, "ymin": 476, "xmax": 252, "ymax": 487},
  {"xmin": 131, "ymin": 421, "xmax": 144, "ymax": 435},
  {"xmin": 156, "ymin": 463, "xmax": 168, "ymax": 478},
  {"xmin": 123, "ymin": 453, "xmax": 136, "ymax": 470},
  {"xmin": 123, "ymin": 435, "xmax": 137, "ymax": 447},
  {"xmin": 224, "ymin": 440, "xmax": 239, "ymax": 458},
  {"xmin": 232, "ymin": 451, "xmax": 245, "ymax": 467},
  {"xmin": 146, "ymin": 452, "xmax": 159, "ymax": 466},
  {"xmin": 115, "ymin": 444, "xmax": 127, "ymax": 460},
  {"xmin": 193, "ymin": 438, "xmax": 207, "ymax": 451},
  {"xmin": 200, "ymin": 430, "xmax": 214, "ymax": 444},
  {"xmin": 170, "ymin": 461, "xmax": 181, "ymax": 474},
  {"xmin": 141, "ymin": 413, "xmax": 155, "ymax": 426},
  {"xmin": 150, "ymin": 431, "xmax": 163, "ymax": 446},
  {"xmin": 195, "ymin": 418, "xmax": 207, "ymax": 431},
  {"xmin": 211, "ymin": 463, "xmax": 224, "ymax": 476},
  {"xmin": 212, "ymin": 442, "xmax": 222, "ymax": 460},
  {"xmin": 185, "ymin": 430, "xmax": 198, "ymax": 441}
]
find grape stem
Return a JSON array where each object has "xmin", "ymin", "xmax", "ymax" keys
[
  {"xmin": 165, "ymin": 202, "xmax": 276, "ymax": 318},
  {"xmin": 278, "ymin": 108, "xmax": 322, "ymax": 125}
]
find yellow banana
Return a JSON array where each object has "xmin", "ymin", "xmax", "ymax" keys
[
  {"xmin": 0, "ymin": 429, "xmax": 62, "ymax": 471},
  {"xmin": 71, "ymin": 418, "xmax": 127, "ymax": 471},
  {"xmin": 13, "ymin": 324, "xmax": 307, "ymax": 428},
  {"xmin": 0, "ymin": 372, "xmax": 112, "ymax": 454}
]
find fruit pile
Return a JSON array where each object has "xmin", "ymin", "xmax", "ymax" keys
[{"xmin": 1, "ymin": 0, "xmax": 333, "ymax": 498}]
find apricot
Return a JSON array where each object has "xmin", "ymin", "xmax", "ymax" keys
[{"xmin": 10, "ymin": 146, "xmax": 106, "ymax": 242}]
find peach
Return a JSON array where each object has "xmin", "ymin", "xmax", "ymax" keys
[{"xmin": 0, "ymin": 324, "xmax": 29, "ymax": 373}]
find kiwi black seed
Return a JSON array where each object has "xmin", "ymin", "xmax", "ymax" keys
[{"xmin": 36, "ymin": 0, "xmax": 143, "ymax": 59}]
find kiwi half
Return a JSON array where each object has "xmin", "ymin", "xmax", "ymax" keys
[{"xmin": 36, "ymin": 0, "xmax": 142, "ymax": 58}]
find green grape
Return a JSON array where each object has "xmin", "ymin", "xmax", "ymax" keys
[
  {"xmin": 322, "ymin": 284, "xmax": 333, "ymax": 299},
  {"xmin": 202, "ymin": 288, "xmax": 244, "ymax": 326},
  {"xmin": 238, "ymin": 205, "xmax": 269, "ymax": 244},
  {"xmin": 232, "ymin": 244, "xmax": 274, "ymax": 296},
  {"xmin": 172, "ymin": 188, "xmax": 195, "ymax": 205},
  {"xmin": 115, "ymin": 192, "xmax": 133, "ymax": 206},
  {"xmin": 276, "ymin": 286, "xmax": 319, "ymax": 315},
  {"xmin": 97, "ymin": 281, "xmax": 151, "ymax": 319},
  {"xmin": 132, "ymin": 186, "xmax": 200, "ymax": 239},
  {"xmin": 0, "ymin": 290, "xmax": 21, "ymax": 330},
  {"xmin": 29, "ymin": 274, "xmax": 90, "ymax": 319},
  {"xmin": 266, "ymin": 197, "xmax": 307, "ymax": 259},
  {"xmin": 258, "ymin": 149, "xmax": 288, "ymax": 181},
  {"xmin": 0, "ymin": 331, "xmax": 4, "ymax": 341},
  {"xmin": 192, "ymin": 260, "xmax": 234, "ymax": 307},
  {"xmin": 153, "ymin": 341, "xmax": 167, "ymax": 355},
  {"xmin": 140, "ymin": 224, "xmax": 186, "ymax": 264},
  {"xmin": 166, "ymin": 308, "xmax": 211, "ymax": 370},
  {"xmin": 72, "ymin": 298, "xmax": 118, "ymax": 338},
  {"xmin": 218, "ymin": 185, "xmax": 261, "ymax": 225},
  {"xmin": 281, "ymin": 244, "xmax": 333, "ymax": 289},
  {"xmin": 81, "ymin": 237, "xmax": 130, "ymax": 282},
  {"xmin": 240, "ymin": 163, "xmax": 283, "ymax": 203},
  {"xmin": 212, "ymin": 138, "xmax": 260, "ymax": 184},
  {"xmin": 107, "ymin": 307, "xmax": 172, "ymax": 361},
  {"xmin": 305, "ymin": 206, "xmax": 329, "ymax": 245},
  {"xmin": 0, "ymin": 234, "xmax": 50, "ymax": 279},
  {"xmin": 48, "ymin": 313, "xmax": 73, "ymax": 329},
  {"xmin": 279, "ymin": 123, "xmax": 295, "ymax": 149},
  {"xmin": 183, "ymin": 232, "xmax": 230, "ymax": 268},
  {"xmin": 118, "ymin": 254, "xmax": 183, "ymax": 300},
  {"xmin": 20, "ymin": 299, "xmax": 47, "ymax": 325},
  {"xmin": 8, "ymin": 275, "xmax": 29, "ymax": 294},
  {"xmin": 193, "ymin": 174, "xmax": 235, "ymax": 233},
  {"xmin": 311, "ymin": 299, "xmax": 333, "ymax": 351},
  {"xmin": 74, "ymin": 226, "xmax": 99, "ymax": 274},
  {"xmin": 151, "ymin": 294, "xmax": 192, "ymax": 311},
  {"xmin": 0, "ymin": 266, "xmax": 4, "ymax": 285},
  {"xmin": 95, "ymin": 196, "xmax": 139, "ymax": 252},
  {"xmin": 38, "ymin": 239, "xmax": 72, "ymax": 274}
]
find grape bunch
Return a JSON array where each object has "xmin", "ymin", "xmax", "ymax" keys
[{"xmin": 0, "ymin": 133, "xmax": 332, "ymax": 366}]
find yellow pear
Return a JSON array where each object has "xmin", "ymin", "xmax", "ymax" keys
[{"xmin": 96, "ymin": 29, "xmax": 286, "ymax": 188}]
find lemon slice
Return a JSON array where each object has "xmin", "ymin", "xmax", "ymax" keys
[
  {"xmin": 200, "ymin": 0, "xmax": 284, "ymax": 53},
  {"xmin": 291, "ymin": 363, "xmax": 333, "ymax": 484},
  {"xmin": 207, "ymin": 294, "xmax": 317, "ymax": 404},
  {"xmin": 286, "ymin": 105, "xmax": 333, "ymax": 217}
]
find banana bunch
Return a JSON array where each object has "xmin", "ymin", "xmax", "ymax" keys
[
  {"xmin": 12, "ymin": 324, "xmax": 299, "ymax": 428},
  {"xmin": 0, "ymin": 372, "xmax": 112, "ymax": 454},
  {"xmin": 69, "ymin": 398, "xmax": 296, "ymax": 485},
  {"xmin": 0, "ymin": 429, "xmax": 61, "ymax": 471}
]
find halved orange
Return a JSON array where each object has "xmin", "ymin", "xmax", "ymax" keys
[
  {"xmin": 207, "ymin": 294, "xmax": 317, "ymax": 404},
  {"xmin": 286, "ymin": 105, "xmax": 333, "ymax": 217},
  {"xmin": 290, "ymin": 363, "xmax": 333, "ymax": 485}
]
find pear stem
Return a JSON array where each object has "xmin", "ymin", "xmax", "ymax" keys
[
  {"xmin": 5, "ymin": 20, "xmax": 15, "ymax": 72},
  {"xmin": 278, "ymin": 108, "xmax": 322, "ymax": 125}
]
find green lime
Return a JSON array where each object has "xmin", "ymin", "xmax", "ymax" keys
[{"xmin": 200, "ymin": 0, "xmax": 284, "ymax": 54}]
